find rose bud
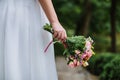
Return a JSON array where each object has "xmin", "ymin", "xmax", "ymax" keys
[
  {"xmin": 82, "ymin": 61, "xmax": 89, "ymax": 67},
  {"xmin": 75, "ymin": 50, "xmax": 81, "ymax": 54},
  {"xmin": 70, "ymin": 56, "xmax": 74, "ymax": 60}
]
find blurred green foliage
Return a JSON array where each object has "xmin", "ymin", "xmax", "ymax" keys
[
  {"xmin": 100, "ymin": 56, "xmax": 120, "ymax": 80},
  {"xmin": 86, "ymin": 53, "xmax": 120, "ymax": 80},
  {"xmin": 86, "ymin": 53, "xmax": 115, "ymax": 75},
  {"xmin": 53, "ymin": 0, "xmax": 120, "ymax": 33},
  {"xmin": 53, "ymin": 0, "xmax": 120, "ymax": 53}
]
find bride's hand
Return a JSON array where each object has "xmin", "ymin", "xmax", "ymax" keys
[{"xmin": 52, "ymin": 22, "xmax": 67, "ymax": 42}]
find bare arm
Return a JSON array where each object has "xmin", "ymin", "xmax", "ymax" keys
[
  {"xmin": 39, "ymin": 0, "xmax": 59, "ymax": 24},
  {"xmin": 39, "ymin": 0, "xmax": 67, "ymax": 42}
]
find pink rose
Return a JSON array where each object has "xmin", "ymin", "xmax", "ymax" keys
[
  {"xmin": 73, "ymin": 59, "xmax": 77, "ymax": 65},
  {"xmin": 81, "ymin": 53, "xmax": 87, "ymax": 59},
  {"xmin": 77, "ymin": 61, "xmax": 80, "ymax": 66},
  {"xmin": 85, "ymin": 41, "xmax": 92, "ymax": 50},
  {"xmin": 82, "ymin": 51, "xmax": 92, "ymax": 61},
  {"xmin": 85, "ymin": 50, "xmax": 92, "ymax": 58},
  {"xmin": 68, "ymin": 62, "xmax": 75, "ymax": 68}
]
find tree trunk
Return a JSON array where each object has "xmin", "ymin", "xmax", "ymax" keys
[
  {"xmin": 75, "ymin": 0, "xmax": 92, "ymax": 36},
  {"xmin": 82, "ymin": 2, "xmax": 92, "ymax": 35},
  {"xmin": 110, "ymin": 0, "xmax": 117, "ymax": 52}
]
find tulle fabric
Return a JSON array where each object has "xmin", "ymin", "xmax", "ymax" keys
[{"xmin": 0, "ymin": 0, "xmax": 58, "ymax": 80}]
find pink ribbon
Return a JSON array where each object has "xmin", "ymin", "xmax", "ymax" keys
[
  {"xmin": 44, "ymin": 40, "xmax": 67, "ymax": 53},
  {"xmin": 44, "ymin": 40, "xmax": 53, "ymax": 53}
]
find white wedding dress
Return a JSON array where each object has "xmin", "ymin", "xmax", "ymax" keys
[{"xmin": 0, "ymin": 0, "xmax": 58, "ymax": 80}]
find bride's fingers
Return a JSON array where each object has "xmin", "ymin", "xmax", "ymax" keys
[
  {"xmin": 60, "ymin": 31, "xmax": 66, "ymax": 40},
  {"xmin": 60, "ymin": 31, "xmax": 67, "ymax": 42},
  {"xmin": 53, "ymin": 29, "xmax": 67, "ymax": 42},
  {"xmin": 61, "ymin": 31, "xmax": 65, "ymax": 42},
  {"xmin": 64, "ymin": 31, "xmax": 67, "ymax": 39},
  {"xmin": 57, "ymin": 31, "xmax": 62, "ymax": 40},
  {"xmin": 64, "ymin": 31, "xmax": 67, "ymax": 38},
  {"xmin": 54, "ymin": 31, "xmax": 58, "ymax": 38}
]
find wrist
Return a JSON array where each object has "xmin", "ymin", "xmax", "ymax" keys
[
  {"xmin": 50, "ymin": 18, "xmax": 60, "ymax": 24},
  {"xmin": 51, "ymin": 21, "xmax": 61, "ymax": 27}
]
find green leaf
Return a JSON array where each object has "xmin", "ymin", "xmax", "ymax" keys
[{"xmin": 43, "ymin": 23, "xmax": 53, "ymax": 34}]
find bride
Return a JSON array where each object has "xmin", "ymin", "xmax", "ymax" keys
[{"xmin": 0, "ymin": 0, "xmax": 67, "ymax": 80}]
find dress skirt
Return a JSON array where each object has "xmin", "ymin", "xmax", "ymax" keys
[{"xmin": 0, "ymin": 0, "xmax": 58, "ymax": 80}]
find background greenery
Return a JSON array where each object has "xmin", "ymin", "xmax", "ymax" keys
[
  {"xmin": 52, "ymin": 0, "xmax": 120, "ymax": 54},
  {"xmin": 52, "ymin": 0, "xmax": 120, "ymax": 80}
]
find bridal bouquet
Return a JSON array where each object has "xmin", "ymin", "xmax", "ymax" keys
[{"xmin": 43, "ymin": 23, "xmax": 95, "ymax": 68}]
